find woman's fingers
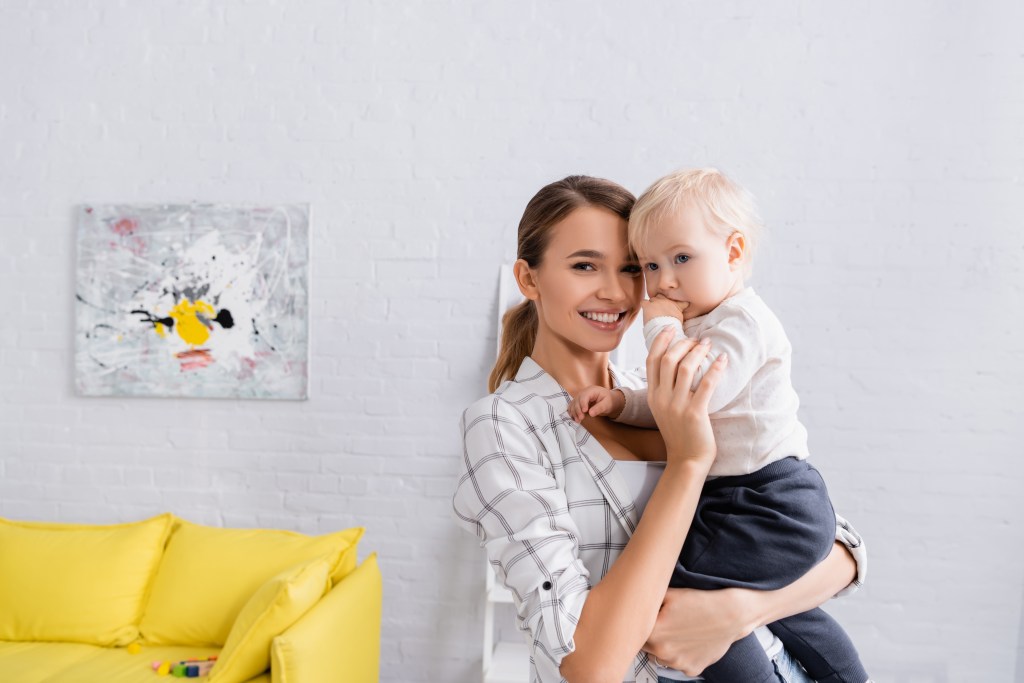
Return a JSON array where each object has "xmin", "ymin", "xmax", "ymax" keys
[
  {"xmin": 645, "ymin": 327, "xmax": 675, "ymax": 393},
  {"xmin": 672, "ymin": 338, "xmax": 711, "ymax": 394},
  {"xmin": 659, "ymin": 337, "xmax": 698, "ymax": 394},
  {"xmin": 692, "ymin": 352, "xmax": 728, "ymax": 410}
]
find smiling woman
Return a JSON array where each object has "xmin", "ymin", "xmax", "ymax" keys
[
  {"xmin": 454, "ymin": 175, "xmax": 867, "ymax": 683},
  {"xmin": 488, "ymin": 178, "xmax": 638, "ymax": 393},
  {"xmin": 516, "ymin": 205, "xmax": 643, "ymax": 362}
]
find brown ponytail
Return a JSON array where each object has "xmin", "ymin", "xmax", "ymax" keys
[
  {"xmin": 488, "ymin": 175, "xmax": 635, "ymax": 392},
  {"xmin": 489, "ymin": 301, "xmax": 538, "ymax": 392}
]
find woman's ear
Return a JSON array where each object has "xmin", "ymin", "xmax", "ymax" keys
[
  {"xmin": 727, "ymin": 232, "xmax": 746, "ymax": 271},
  {"xmin": 513, "ymin": 259, "xmax": 539, "ymax": 301}
]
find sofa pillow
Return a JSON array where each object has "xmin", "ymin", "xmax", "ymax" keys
[
  {"xmin": 270, "ymin": 554, "xmax": 381, "ymax": 683},
  {"xmin": 0, "ymin": 513, "xmax": 174, "ymax": 646},
  {"xmin": 207, "ymin": 557, "xmax": 330, "ymax": 683},
  {"xmin": 139, "ymin": 520, "xmax": 362, "ymax": 646}
]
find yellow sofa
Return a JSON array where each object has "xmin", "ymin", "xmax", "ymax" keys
[{"xmin": 0, "ymin": 514, "xmax": 381, "ymax": 683}]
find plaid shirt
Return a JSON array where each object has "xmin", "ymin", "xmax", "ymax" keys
[{"xmin": 453, "ymin": 357, "xmax": 866, "ymax": 683}]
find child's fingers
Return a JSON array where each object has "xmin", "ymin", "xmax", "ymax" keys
[{"xmin": 589, "ymin": 396, "xmax": 611, "ymax": 417}]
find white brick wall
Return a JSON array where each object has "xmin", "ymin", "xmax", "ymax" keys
[{"xmin": 1, "ymin": 1, "xmax": 1022, "ymax": 680}]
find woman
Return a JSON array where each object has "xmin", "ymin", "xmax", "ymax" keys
[{"xmin": 452, "ymin": 176, "xmax": 866, "ymax": 683}]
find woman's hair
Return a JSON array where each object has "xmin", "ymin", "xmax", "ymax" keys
[
  {"xmin": 488, "ymin": 175, "xmax": 635, "ymax": 392},
  {"xmin": 629, "ymin": 168, "xmax": 763, "ymax": 277}
]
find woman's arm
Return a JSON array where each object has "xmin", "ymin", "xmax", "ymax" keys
[
  {"xmin": 559, "ymin": 334, "xmax": 728, "ymax": 683},
  {"xmin": 644, "ymin": 542, "xmax": 857, "ymax": 676}
]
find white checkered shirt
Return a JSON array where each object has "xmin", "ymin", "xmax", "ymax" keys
[{"xmin": 453, "ymin": 357, "xmax": 866, "ymax": 683}]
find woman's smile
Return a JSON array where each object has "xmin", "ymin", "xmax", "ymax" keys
[{"xmin": 578, "ymin": 309, "xmax": 629, "ymax": 331}]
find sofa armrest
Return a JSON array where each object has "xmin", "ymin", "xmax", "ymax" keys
[{"xmin": 270, "ymin": 553, "xmax": 381, "ymax": 683}]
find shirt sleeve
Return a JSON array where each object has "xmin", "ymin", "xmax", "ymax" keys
[
  {"xmin": 833, "ymin": 513, "xmax": 867, "ymax": 597},
  {"xmin": 642, "ymin": 308, "xmax": 766, "ymax": 415},
  {"xmin": 613, "ymin": 386, "xmax": 658, "ymax": 428},
  {"xmin": 452, "ymin": 396, "xmax": 592, "ymax": 668}
]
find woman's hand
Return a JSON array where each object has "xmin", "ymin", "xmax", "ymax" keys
[
  {"xmin": 643, "ymin": 587, "xmax": 757, "ymax": 676},
  {"xmin": 644, "ymin": 543, "xmax": 859, "ymax": 675},
  {"xmin": 645, "ymin": 328, "xmax": 727, "ymax": 468}
]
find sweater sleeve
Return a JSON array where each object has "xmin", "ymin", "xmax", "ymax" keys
[
  {"xmin": 613, "ymin": 386, "xmax": 659, "ymax": 429},
  {"xmin": 833, "ymin": 514, "xmax": 867, "ymax": 597},
  {"xmin": 643, "ymin": 308, "xmax": 766, "ymax": 415}
]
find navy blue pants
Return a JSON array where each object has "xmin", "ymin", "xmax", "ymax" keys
[{"xmin": 669, "ymin": 457, "xmax": 868, "ymax": 683}]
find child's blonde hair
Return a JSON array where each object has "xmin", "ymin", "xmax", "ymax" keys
[{"xmin": 629, "ymin": 168, "xmax": 763, "ymax": 277}]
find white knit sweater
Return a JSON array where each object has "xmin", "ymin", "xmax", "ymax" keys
[{"xmin": 619, "ymin": 287, "xmax": 810, "ymax": 477}]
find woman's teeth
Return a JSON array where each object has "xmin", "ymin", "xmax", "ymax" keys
[{"xmin": 581, "ymin": 311, "xmax": 621, "ymax": 323}]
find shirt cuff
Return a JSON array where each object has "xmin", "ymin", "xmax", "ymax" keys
[
  {"xmin": 833, "ymin": 514, "xmax": 867, "ymax": 597},
  {"xmin": 528, "ymin": 566, "xmax": 592, "ymax": 667},
  {"xmin": 642, "ymin": 316, "xmax": 686, "ymax": 349}
]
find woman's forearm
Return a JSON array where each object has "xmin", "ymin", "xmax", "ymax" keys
[
  {"xmin": 642, "ymin": 542, "xmax": 858, "ymax": 675},
  {"xmin": 749, "ymin": 542, "xmax": 857, "ymax": 630},
  {"xmin": 562, "ymin": 336, "xmax": 725, "ymax": 683},
  {"xmin": 560, "ymin": 460, "xmax": 710, "ymax": 683}
]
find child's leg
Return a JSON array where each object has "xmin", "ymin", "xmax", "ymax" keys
[
  {"xmin": 670, "ymin": 457, "xmax": 837, "ymax": 591},
  {"xmin": 697, "ymin": 632, "xmax": 778, "ymax": 683},
  {"xmin": 768, "ymin": 608, "xmax": 869, "ymax": 683}
]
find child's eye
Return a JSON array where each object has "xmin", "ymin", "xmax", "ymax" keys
[
  {"xmin": 572, "ymin": 262, "xmax": 596, "ymax": 271},
  {"xmin": 674, "ymin": 254, "xmax": 690, "ymax": 264},
  {"xmin": 645, "ymin": 263, "xmax": 659, "ymax": 272}
]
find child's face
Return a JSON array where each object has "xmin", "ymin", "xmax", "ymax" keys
[{"xmin": 636, "ymin": 203, "xmax": 743, "ymax": 318}]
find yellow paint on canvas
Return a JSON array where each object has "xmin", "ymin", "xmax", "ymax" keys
[{"xmin": 169, "ymin": 299, "xmax": 216, "ymax": 346}]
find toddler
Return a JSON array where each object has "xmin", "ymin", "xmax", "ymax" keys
[{"xmin": 569, "ymin": 169, "xmax": 869, "ymax": 683}]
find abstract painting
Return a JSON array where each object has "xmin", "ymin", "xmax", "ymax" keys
[{"xmin": 75, "ymin": 203, "xmax": 310, "ymax": 399}]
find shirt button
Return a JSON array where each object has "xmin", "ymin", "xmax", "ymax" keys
[{"xmin": 542, "ymin": 580, "xmax": 552, "ymax": 590}]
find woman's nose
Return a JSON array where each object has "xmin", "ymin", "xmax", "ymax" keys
[{"xmin": 597, "ymin": 274, "xmax": 626, "ymax": 301}]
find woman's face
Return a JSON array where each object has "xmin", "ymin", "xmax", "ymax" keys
[{"xmin": 527, "ymin": 206, "xmax": 643, "ymax": 353}]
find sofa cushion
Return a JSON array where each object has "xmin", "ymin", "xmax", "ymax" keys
[
  {"xmin": 208, "ymin": 557, "xmax": 330, "ymax": 683},
  {"xmin": 139, "ymin": 519, "xmax": 362, "ymax": 646},
  {"xmin": 270, "ymin": 554, "xmax": 381, "ymax": 683},
  {"xmin": 0, "ymin": 642, "xmax": 271, "ymax": 683},
  {"xmin": 0, "ymin": 513, "xmax": 174, "ymax": 646},
  {"xmin": 0, "ymin": 641, "xmax": 100, "ymax": 683}
]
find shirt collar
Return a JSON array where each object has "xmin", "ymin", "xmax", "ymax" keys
[{"xmin": 514, "ymin": 356, "xmax": 641, "ymax": 536}]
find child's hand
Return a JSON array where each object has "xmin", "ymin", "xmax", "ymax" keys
[
  {"xmin": 642, "ymin": 295, "xmax": 689, "ymax": 325},
  {"xmin": 569, "ymin": 386, "xmax": 626, "ymax": 422}
]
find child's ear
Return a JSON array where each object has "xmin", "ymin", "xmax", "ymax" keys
[
  {"xmin": 727, "ymin": 232, "xmax": 746, "ymax": 270},
  {"xmin": 513, "ymin": 259, "xmax": 540, "ymax": 301}
]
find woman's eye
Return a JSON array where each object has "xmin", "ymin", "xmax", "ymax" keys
[
  {"xmin": 572, "ymin": 262, "xmax": 596, "ymax": 271},
  {"xmin": 645, "ymin": 263, "xmax": 658, "ymax": 272},
  {"xmin": 674, "ymin": 254, "xmax": 690, "ymax": 264},
  {"xmin": 622, "ymin": 264, "xmax": 642, "ymax": 276}
]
